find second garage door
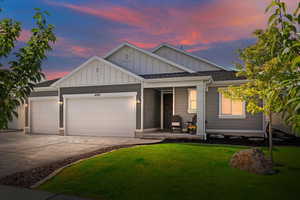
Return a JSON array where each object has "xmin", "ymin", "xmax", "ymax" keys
[{"xmin": 65, "ymin": 94, "xmax": 136, "ymax": 137}]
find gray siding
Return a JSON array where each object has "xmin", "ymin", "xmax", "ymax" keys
[
  {"xmin": 30, "ymin": 91, "xmax": 58, "ymax": 97},
  {"xmin": 60, "ymin": 84, "xmax": 141, "ymax": 129},
  {"xmin": 174, "ymin": 87, "xmax": 263, "ymax": 131},
  {"xmin": 206, "ymin": 87, "xmax": 263, "ymax": 130},
  {"xmin": 175, "ymin": 87, "xmax": 196, "ymax": 124},
  {"xmin": 143, "ymin": 88, "xmax": 161, "ymax": 129}
]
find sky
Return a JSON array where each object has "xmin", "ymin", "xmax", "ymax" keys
[{"xmin": 1, "ymin": 0, "xmax": 298, "ymax": 80}]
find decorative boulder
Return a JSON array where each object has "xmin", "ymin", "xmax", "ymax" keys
[{"xmin": 230, "ymin": 148, "xmax": 273, "ymax": 174}]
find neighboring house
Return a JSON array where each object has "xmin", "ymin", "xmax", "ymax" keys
[{"xmin": 10, "ymin": 42, "xmax": 267, "ymax": 138}]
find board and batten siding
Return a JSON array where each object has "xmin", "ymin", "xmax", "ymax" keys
[
  {"xmin": 106, "ymin": 46, "xmax": 184, "ymax": 75},
  {"xmin": 154, "ymin": 46, "xmax": 221, "ymax": 72},
  {"xmin": 143, "ymin": 88, "xmax": 161, "ymax": 129},
  {"xmin": 174, "ymin": 87, "xmax": 263, "ymax": 131},
  {"xmin": 56, "ymin": 59, "xmax": 141, "ymax": 88}
]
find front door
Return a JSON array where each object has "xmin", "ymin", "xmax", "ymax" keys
[{"xmin": 163, "ymin": 93, "xmax": 173, "ymax": 130}]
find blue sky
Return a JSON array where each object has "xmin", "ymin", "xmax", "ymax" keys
[{"xmin": 1, "ymin": 0, "xmax": 297, "ymax": 79}]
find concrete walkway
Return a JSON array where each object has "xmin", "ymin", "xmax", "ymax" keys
[
  {"xmin": 0, "ymin": 131, "xmax": 161, "ymax": 178},
  {"xmin": 0, "ymin": 185, "xmax": 92, "ymax": 200}
]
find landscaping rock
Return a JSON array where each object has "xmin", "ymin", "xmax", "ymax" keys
[{"xmin": 229, "ymin": 148, "xmax": 273, "ymax": 174}]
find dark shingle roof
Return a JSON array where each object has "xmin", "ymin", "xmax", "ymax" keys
[
  {"xmin": 35, "ymin": 78, "xmax": 60, "ymax": 87},
  {"xmin": 141, "ymin": 70, "xmax": 245, "ymax": 81}
]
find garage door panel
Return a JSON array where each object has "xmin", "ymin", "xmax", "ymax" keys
[
  {"xmin": 31, "ymin": 99, "xmax": 59, "ymax": 134},
  {"xmin": 66, "ymin": 96, "xmax": 136, "ymax": 137}
]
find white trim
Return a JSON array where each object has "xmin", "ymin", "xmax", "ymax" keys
[
  {"xmin": 103, "ymin": 42, "xmax": 195, "ymax": 73},
  {"xmin": 144, "ymin": 77, "xmax": 212, "ymax": 89},
  {"xmin": 152, "ymin": 43, "xmax": 228, "ymax": 71},
  {"xmin": 63, "ymin": 96, "xmax": 67, "ymax": 136},
  {"xmin": 172, "ymin": 87, "xmax": 175, "ymax": 115},
  {"xmin": 28, "ymin": 96, "xmax": 60, "ymax": 134},
  {"xmin": 140, "ymin": 83, "xmax": 144, "ymax": 132},
  {"xmin": 187, "ymin": 88, "xmax": 197, "ymax": 114},
  {"xmin": 160, "ymin": 91, "xmax": 164, "ymax": 130},
  {"xmin": 63, "ymin": 92, "xmax": 137, "ymax": 99},
  {"xmin": 33, "ymin": 87, "xmax": 58, "ymax": 92},
  {"xmin": 145, "ymin": 76, "xmax": 211, "ymax": 83},
  {"xmin": 206, "ymin": 129, "xmax": 264, "ymax": 134},
  {"xmin": 209, "ymin": 80, "xmax": 248, "ymax": 87},
  {"xmin": 218, "ymin": 89, "xmax": 246, "ymax": 119},
  {"xmin": 52, "ymin": 56, "xmax": 143, "ymax": 87},
  {"xmin": 196, "ymin": 82, "xmax": 206, "ymax": 139}
]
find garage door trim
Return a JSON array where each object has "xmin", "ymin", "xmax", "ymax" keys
[
  {"xmin": 63, "ymin": 92, "xmax": 137, "ymax": 136},
  {"xmin": 28, "ymin": 96, "xmax": 59, "ymax": 134}
]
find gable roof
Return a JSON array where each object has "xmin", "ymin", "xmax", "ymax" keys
[
  {"xmin": 103, "ymin": 42, "xmax": 195, "ymax": 73},
  {"xmin": 152, "ymin": 43, "xmax": 228, "ymax": 71},
  {"xmin": 52, "ymin": 56, "xmax": 144, "ymax": 87},
  {"xmin": 35, "ymin": 78, "xmax": 60, "ymax": 87},
  {"xmin": 141, "ymin": 70, "xmax": 245, "ymax": 81}
]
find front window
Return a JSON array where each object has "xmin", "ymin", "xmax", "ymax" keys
[
  {"xmin": 188, "ymin": 89, "xmax": 197, "ymax": 113},
  {"xmin": 219, "ymin": 92, "xmax": 245, "ymax": 119}
]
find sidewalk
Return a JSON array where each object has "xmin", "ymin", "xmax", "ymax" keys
[{"xmin": 0, "ymin": 185, "xmax": 92, "ymax": 200}]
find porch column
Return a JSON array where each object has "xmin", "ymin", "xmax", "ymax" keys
[{"xmin": 196, "ymin": 82, "xmax": 206, "ymax": 140}]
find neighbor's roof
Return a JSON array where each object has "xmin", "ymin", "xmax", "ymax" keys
[
  {"xmin": 141, "ymin": 70, "xmax": 245, "ymax": 81},
  {"xmin": 35, "ymin": 78, "xmax": 60, "ymax": 87}
]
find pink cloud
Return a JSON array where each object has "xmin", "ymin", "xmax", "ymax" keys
[
  {"xmin": 18, "ymin": 29, "xmax": 31, "ymax": 42},
  {"xmin": 44, "ymin": 70, "xmax": 69, "ymax": 80},
  {"xmin": 186, "ymin": 45, "xmax": 211, "ymax": 53}
]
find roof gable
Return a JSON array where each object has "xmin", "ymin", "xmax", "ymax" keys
[
  {"xmin": 152, "ymin": 44, "xmax": 228, "ymax": 71},
  {"xmin": 52, "ymin": 56, "xmax": 143, "ymax": 87},
  {"xmin": 104, "ymin": 43, "xmax": 194, "ymax": 74}
]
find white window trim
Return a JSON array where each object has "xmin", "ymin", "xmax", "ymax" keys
[
  {"xmin": 188, "ymin": 88, "xmax": 197, "ymax": 114},
  {"xmin": 218, "ymin": 90, "xmax": 246, "ymax": 119}
]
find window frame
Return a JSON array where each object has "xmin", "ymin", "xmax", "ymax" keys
[
  {"xmin": 218, "ymin": 89, "xmax": 246, "ymax": 119},
  {"xmin": 188, "ymin": 88, "xmax": 197, "ymax": 114}
]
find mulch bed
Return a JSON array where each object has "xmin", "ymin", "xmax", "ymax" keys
[
  {"xmin": 0, "ymin": 143, "xmax": 160, "ymax": 189},
  {"xmin": 0, "ymin": 136, "xmax": 299, "ymax": 189}
]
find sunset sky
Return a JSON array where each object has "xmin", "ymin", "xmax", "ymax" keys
[{"xmin": 1, "ymin": 0, "xmax": 298, "ymax": 80}]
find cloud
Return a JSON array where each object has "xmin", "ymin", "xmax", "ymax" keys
[
  {"xmin": 18, "ymin": 29, "xmax": 31, "ymax": 42},
  {"xmin": 44, "ymin": 70, "xmax": 69, "ymax": 80}
]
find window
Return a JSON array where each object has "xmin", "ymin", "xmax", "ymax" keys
[
  {"xmin": 188, "ymin": 89, "xmax": 197, "ymax": 113},
  {"xmin": 219, "ymin": 92, "xmax": 245, "ymax": 119}
]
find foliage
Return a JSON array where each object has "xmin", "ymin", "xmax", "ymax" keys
[
  {"xmin": 0, "ymin": 8, "xmax": 56, "ymax": 128},
  {"xmin": 220, "ymin": 0, "xmax": 300, "ymax": 134}
]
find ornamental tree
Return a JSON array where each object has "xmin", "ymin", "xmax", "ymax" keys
[
  {"xmin": 221, "ymin": 0, "xmax": 300, "ymax": 162},
  {"xmin": 0, "ymin": 8, "xmax": 56, "ymax": 129}
]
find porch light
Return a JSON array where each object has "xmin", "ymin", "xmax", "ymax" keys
[
  {"xmin": 24, "ymin": 103, "xmax": 28, "ymax": 107},
  {"xmin": 136, "ymin": 99, "xmax": 141, "ymax": 104},
  {"xmin": 58, "ymin": 101, "xmax": 63, "ymax": 105}
]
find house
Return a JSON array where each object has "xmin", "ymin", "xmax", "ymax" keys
[{"xmin": 11, "ymin": 42, "xmax": 267, "ymax": 139}]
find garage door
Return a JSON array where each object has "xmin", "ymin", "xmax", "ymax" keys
[
  {"xmin": 65, "ymin": 94, "xmax": 136, "ymax": 137},
  {"xmin": 30, "ymin": 98, "xmax": 59, "ymax": 134}
]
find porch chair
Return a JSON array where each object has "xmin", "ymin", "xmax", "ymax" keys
[{"xmin": 171, "ymin": 115, "xmax": 183, "ymax": 133}]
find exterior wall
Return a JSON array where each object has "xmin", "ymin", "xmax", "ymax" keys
[
  {"xmin": 154, "ymin": 46, "xmax": 220, "ymax": 72},
  {"xmin": 174, "ymin": 87, "xmax": 263, "ymax": 131},
  {"xmin": 60, "ymin": 84, "xmax": 141, "ymax": 129},
  {"xmin": 8, "ymin": 104, "xmax": 25, "ymax": 130},
  {"xmin": 206, "ymin": 87, "xmax": 263, "ymax": 130},
  {"xmin": 106, "ymin": 46, "xmax": 184, "ymax": 75},
  {"xmin": 56, "ymin": 59, "xmax": 140, "ymax": 88},
  {"xmin": 272, "ymin": 113, "xmax": 293, "ymax": 134},
  {"xmin": 143, "ymin": 88, "xmax": 161, "ymax": 129},
  {"xmin": 174, "ymin": 87, "xmax": 196, "ymax": 124}
]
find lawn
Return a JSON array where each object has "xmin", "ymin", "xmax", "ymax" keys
[{"xmin": 38, "ymin": 143, "xmax": 300, "ymax": 200}]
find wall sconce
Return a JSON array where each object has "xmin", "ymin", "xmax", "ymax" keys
[
  {"xmin": 136, "ymin": 99, "xmax": 141, "ymax": 104},
  {"xmin": 58, "ymin": 101, "xmax": 63, "ymax": 105},
  {"xmin": 24, "ymin": 103, "xmax": 28, "ymax": 107}
]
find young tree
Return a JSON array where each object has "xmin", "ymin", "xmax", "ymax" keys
[
  {"xmin": 0, "ymin": 8, "xmax": 56, "ymax": 129},
  {"xmin": 221, "ymin": 0, "xmax": 300, "ymax": 163}
]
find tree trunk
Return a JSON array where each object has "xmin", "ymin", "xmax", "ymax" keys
[{"xmin": 268, "ymin": 112, "xmax": 273, "ymax": 163}]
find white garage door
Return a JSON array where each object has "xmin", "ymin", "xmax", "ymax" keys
[
  {"xmin": 30, "ymin": 98, "xmax": 59, "ymax": 134},
  {"xmin": 65, "ymin": 94, "xmax": 136, "ymax": 137}
]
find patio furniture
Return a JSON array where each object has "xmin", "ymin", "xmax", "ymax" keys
[{"xmin": 171, "ymin": 115, "xmax": 182, "ymax": 133}]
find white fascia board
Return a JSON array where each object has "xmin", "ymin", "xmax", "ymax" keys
[
  {"xmin": 209, "ymin": 80, "xmax": 248, "ymax": 87},
  {"xmin": 144, "ymin": 76, "xmax": 212, "ymax": 83},
  {"xmin": 152, "ymin": 43, "xmax": 229, "ymax": 71},
  {"xmin": 33, "ymin": 87, "xmax": 58, "ymax": 92},
  {"xmin": 103, "ymin": 42, "xmax": 195, "ymax": 73},
  {"xmin": 28, "ymin": 96, "xmax": 59, "ymax": 101},
  {"xmin": 52, "ymin": 56, "xmax": 143, "ymax": 87},
  {"xmin": 63, "ymin": 92, "xmax": 137, "ymax": 99}
]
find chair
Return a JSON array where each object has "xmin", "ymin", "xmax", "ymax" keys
[{"xmin": 171, "ymin": 115, "xmax": 182, "ymax": 133}]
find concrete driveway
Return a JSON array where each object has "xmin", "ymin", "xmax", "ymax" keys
[{"xmin": 0, "ymin": 131, "xmax": 161, "ymax": 178}]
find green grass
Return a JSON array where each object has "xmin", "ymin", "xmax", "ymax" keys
[{"xmin": 38, "ymin": 143, "xmax": 300, "ymax": 200}]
